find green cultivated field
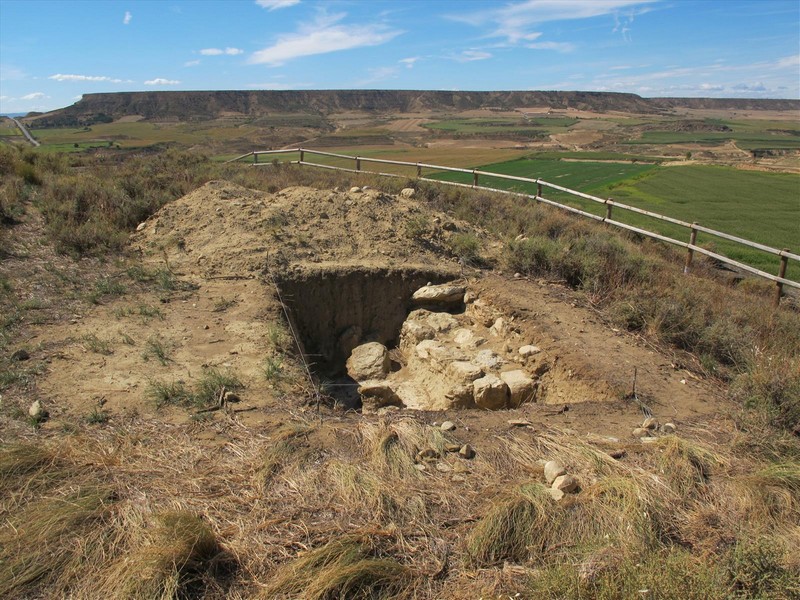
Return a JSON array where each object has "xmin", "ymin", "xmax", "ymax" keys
[
  {"xmin": 431, "ymin": 157, "xmax": 800, "ymax": 279},
  {"xmin": 627, "ymin": 119, "xmax": 800, "ymax": 151}
]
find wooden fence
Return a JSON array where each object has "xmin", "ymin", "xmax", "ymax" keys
[{"xmin": 227, "ymin": 148, "xmax": 799, "ymax": 305}]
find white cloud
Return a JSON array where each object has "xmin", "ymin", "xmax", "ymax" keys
[
  {"xmin": 200, "ymin": 47, "xmax": 244, "ymax": 56},
  {"xmin": 49, "ymin": 73, "xmax": 124, "ymax": 83},
  {"xmin": 454, "ymin": 50, "xmax": 492, "ymax": 62},
  {"xmin": 355, "ymin": 66, "xmax": 399, "ymax": 86},
  {"xmin": 256, "ymin": 0, "xmax": 300, "ymax": 10},
  {"xmin": 0, "ymin": 96, "xmax": 8, "ymax": 101},
  {"xmin": 184, "ymin": 60, "xmax": 201, "ymax": 67},
  {"xmin": 249, "ymin": 12, "xmax": 402, "ymax": 66},
  {"xmin": 774, "ymin": 55, "xmax": 800, "ymax": 69},
  {"xmin": 21, "ymin": 92, "xmax": 47, "ymax": 100},
  {"xmin": 399, "ymin": 56, "xmax": 420, "ymax": 68},
  {"xmin": 123, "ymin": 11, "xmax": 132, "ymax": 25},
  {"xmin": 144, "ymin": 78, "xmax": 180, "ymax": 85},
  {"xmin": 526, "ymin": 41, "xmax": 575, "ymax": 52},
  {"xmin": 453, "ymin": 0, "xmax": 658, "ymax": 44}
]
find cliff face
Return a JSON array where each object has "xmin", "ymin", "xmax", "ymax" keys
[{"xmin": 28, "ymin": 90, "xmax": 800, "ymax": 126}]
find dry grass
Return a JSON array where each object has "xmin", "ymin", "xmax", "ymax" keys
[
  {"xmin": 96, "ymin": 511, "xmax": 222, "ymax": 599},
  {"xmin": 262, "ymin": 532, "xmax": 416, "ymax": 600}
]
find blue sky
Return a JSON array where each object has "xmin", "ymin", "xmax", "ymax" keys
[{"xmin": 1, "ymin": 0, "xmax": 798, "ymax": 114}]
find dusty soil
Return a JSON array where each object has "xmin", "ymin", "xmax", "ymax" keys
[{"xmin": 10, "ymin": 180, "xmax": 728, "ymax": 444}]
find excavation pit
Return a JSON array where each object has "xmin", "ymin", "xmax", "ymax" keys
[{"xmin": 274, "ymin": 265, "xmax": 460, "ymax": 406}]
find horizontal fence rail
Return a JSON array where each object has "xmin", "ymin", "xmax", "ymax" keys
[{"xmin": 227, "ymin": 148, "xmax": 799, "ymax": 304}]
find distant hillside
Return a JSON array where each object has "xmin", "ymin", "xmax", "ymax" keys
[{"xmin": 27, "ymin": 90, "xmax": 800, "ymax": 127}]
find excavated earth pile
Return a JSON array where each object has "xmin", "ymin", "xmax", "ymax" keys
[{"xmin": 30, "ymin": 178, "xmax": 725, "ymax": 434}]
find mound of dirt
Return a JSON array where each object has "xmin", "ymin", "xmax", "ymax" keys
[{"xmin": 133, "ymin": 180, "xmax": 470, "ymax": 277}]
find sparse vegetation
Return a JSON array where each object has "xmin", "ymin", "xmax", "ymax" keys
[{"xmin": 1, "ymin": 96, "xmax": 799, "ymax": 599}]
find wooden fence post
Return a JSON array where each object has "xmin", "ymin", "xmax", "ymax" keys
[
  {"xmin": 416, "ymin": 163, "xmax": 422, "ymax": 178},
  {"xmin": 774, "ymin": 250, "xmax": 789, "ymax": 307},
  {"xmin": 472, "ymin": 170, "xmax": 478, "ymax": 188},
  {"xmin": 684, "ymin": 223, "xmax": 698, "ymax": 274},
  {"xmin": 253, "ymin": 152, "xmax": 258, "ymax": 165},
  {"xmin": 299, "ymin": 149, "xmax": 305, "ymax": 164},
  {"xmin": 605, "ymin": 198, "xmax": 613, "ymax": 222},
  {"xmin": 356, "ymin": 157, "xmax": 361, "ymax": 171},
  {"xmin": 537, "ymin": 182, "xmax": 542, "ymax": 199}
]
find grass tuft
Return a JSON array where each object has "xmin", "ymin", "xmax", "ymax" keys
[{"xmin": 263, "ymin": 534, "xmax": 414, "ymax": 600}]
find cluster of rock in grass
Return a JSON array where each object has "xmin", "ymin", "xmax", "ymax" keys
[
  {"xmin": 347, "ymin": 282, "xmax": 543, "ymax": 412},
  {"xmin": 543, "ymin": 459, "xmax": 580, "ymax": 501},
  {"xmin": 413, "ymin": 420, "xmax": 476, "ymax": 482},
  {"xmin": 632, "ymin": 416, "xmax": 677, "ymax": 442}
]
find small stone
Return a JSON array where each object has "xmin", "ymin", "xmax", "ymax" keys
[
  {"xmin": 514, "ymin": 272, "xmax": 522, "ymax": 279},
  {"xmin": 417, "ymin": 448, "xmax": 439, "ymax": 462},
  {"xmin": 473, "ymin": 350, "xmax": 505, "ymax": 371},
  {"xmin": 440, "ymin": 421, "xmax": 456, "ymax": 432},
  {"xmin": 608, "ymin": 449, "xmax": 626, "ymax": 460},
  {"xmin": 552, "ymin": 474, "xmax": 579, "ymax": 493},
  {"xmin": 544, "ymin": 460, "xmax": 567, "ymax": 484},
  {"xmin": 489, "ymin": 317, "xmax": 507, "ymax": 337},
  {"xmin": 661, "ymin": 422, "xmax": 676, "ymax": 434},
  {"xmin": 451, "ymin": 474, "xmax": 466, "ymax": 483},
  {"xmin": 223, "ymin": 391, "xmax": 241, "ymax": 403},
  {"xmin": 549, "ymin": 488, "xmax": 565, "ymax": 501},
  {"xmin": 28, "ymin": 400, "xmax": 47, "ymax": 421},
  {"xmin": 459, "ymin": 444, "xmax": 475, "ymax": 459},
  {"xmin": 413, "ymin": 463, "xmax": 427, "ymax": 472},
  {"xmin": 508, "ymin": 419, "xmax": 533, "ymax": 427},
  {"xmin": 400, "ymin": 187, "xmax": 416, "ymax": 198},
  {"xmin": 453, "ymin": 461, "xmax": 470, "ymax": 473},
  {"xmin": 642, "ymin": 417, "xmax": 659, "ymax": 430},
  {"xmin": 349, "ymin": 186, "xmax": 362, "ymax": 193},
  {"xmin": 445, "ymin": 443, "xmax": 461, "ymax": 453},
  {"xmin": 518, "ymin": 345, "xmax": 541, "ymax": 357},
  {"xmin": 203, "ymin": 325, "xmax": 210, "ymax": 330},
  {"xmin": 436, "ymin": 462, "xmax": 452, "ymax": 473},
  {"xmin": 11, "ymin": 349, "xmax": 30, "ymax": 361},
  {"xmin": 464, "ymin": 291, "xmax": 478, "ymax": 304},
  {"xmin": 632, "ymin": 427, "xmax": 649, "ymax": 437},
  {"xmin": 136, "ymin": 222, "xmax": 147, "ymax": 232}
]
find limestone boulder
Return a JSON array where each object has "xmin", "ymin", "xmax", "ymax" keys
[
  {"xmin": 412, "ymin": 283, "xmax": 466, "ymax": 307},
  {"xmin": 500, "ymin": 370, "xmax": 536, "ymax": 406},
  {"xmin": 473, "ymin": 374, "xmax": 509, "ymax": 409},
  {"xmin": 358, "ymin": 379, "xmax": 401, "ymax": 408},
  {"xmin": 346, "ymin": 342, "xmax": 390, "ymax": 381},
  {"xmin": 473, "ymin": 349, "xmax": 504, "ymax": 371},
  {"xmin": 448, "ymin": 361, "xmax": 484, "ymax": 385}
]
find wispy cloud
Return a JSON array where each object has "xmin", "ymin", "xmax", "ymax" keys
[
  {"xmin": 249, "ymin": 11, "xmax": 401, "ymax": 66},
  {"xmin": 184, "ymin": 60, "xmax": 201, "ymax": 67},
  {"xmin": 399, "ymin": 56, "xmax": 420, "ymax": 69},
  {"xmin": 21, "ymin": 92, "xmax": 47, "ymax": 100},
  {"xmin": 123, "ymin": 11, "xmax": 132, "ymax": 25},
  {"xmin": 255, "ymin": 0, "xmax": 300, "ymax": 10},
  {"xmin": 200, "ymin": 47, "xmax": 244, "ymax": 56},
  {"xmin": 526, "ymin": 41, "xmax": 575, "ymax": 52},
  {"xmin": 452, "ymin": 0, "xmax": 657, "ymax": 45},
  {"xmin": 144, "ymin": 78, "xmax": 180, "ymax": 85},
  {"xmin": 774, "ymin": 54, "xmax": 800, "ymax": 69},
  {"xmin": 454, "ymin": 50, "xmax": 492, "ymax": 62},
  {"xmin": 49, "ymin": 73, "xmax": 125, "ymax": 83},
  {"xmin": 354, "ymin": 66, "xmax": 399, "ymax": 86}
]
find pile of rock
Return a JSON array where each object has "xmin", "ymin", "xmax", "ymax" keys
[
  {"xmin": 544, "ymin": 460, "xmax": 580, "ymax": 501},
  {"xmin": 350, "ymin": 282, "xmax": 542, "ymax": 412},
  {"xmin": 632, "ymin": 417, "xmax": 677, "ymax": 441}
]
